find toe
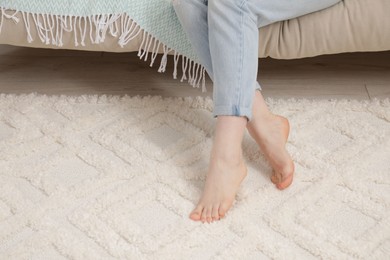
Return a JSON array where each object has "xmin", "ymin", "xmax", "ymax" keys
[
  {"xmin": 206, "ymin": 206, "xmax": 213, "ymax": 223},
  {"xmin": 218, "ymin": 202, "xmax": 230, "ymax": 219},
  {"xmin": 271, "ymin": 171, "xmax": 282, "ymax": 184},
  {"xmin": 274, "ymin": 163, "xmax": 295, "ymax": 189},
  {"xmin": 276, "ymin": 173, "xmax": 293, "ymax": 190},
  {"xmin": 270, "ymin": 171, "xmax": 278, "ymax": 184},
  {"xmin": 201, "ymin": 206, "xmax": 208, "ymax": 223},
  {"xmin": 189, "ymin": 204, "xmax": 203, "ymax": 221},
  {"xmin": 211, "ymin": 204, "xmax": 220, "ymax": 221}
]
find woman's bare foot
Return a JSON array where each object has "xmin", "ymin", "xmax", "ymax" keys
[
  {"xmin": 189, "ymin": 115, "xmax": 248, "ymax": 223},
  {"xmin": 189, "ymin": 153, "xmax": 247, "ymax": 223},
  {"xmin": 247, "ymin": 90, "xmax": 295, "ymax": 189}
]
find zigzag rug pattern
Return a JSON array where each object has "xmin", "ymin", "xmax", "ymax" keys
[{"xmin": 0, "ymin": 93, "xmax": 389, "ymax": 259}]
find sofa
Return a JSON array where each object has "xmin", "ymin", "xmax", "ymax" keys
[{"xmin": 0, "ymin": 0, "xmax": 389, "ymax": 83}]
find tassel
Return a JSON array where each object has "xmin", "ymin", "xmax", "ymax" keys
[
  {"xmin": 187, "ymin": 59, "xmax": 193, "ymax": 86},
  {"xmin": 201, "ymin": 67, "xmax": 207, "ymax": 92},
  {"xmin": 194, "ymin": 62, "xmax": 201, "ymax": 89},
  {"xmin": 173, "ymin": 50, "xmax": 180, "ymax": 79},
  {"xmin": 48, "ymin": 14, "xmax": 56, "ymax": 45},
  {"xmin": 73, "ymin": 16, "xmax": 79, "ymax": 46},
  {"xmin": 158, "ymin": 45, "xmax": 170, "ymax": 73},
  {"xmin": 79, "ymin": 16, "xmax": 87, "ymax": 46},
  {"xmin": 143, "ymin": 35, "xmax": 154, "ymax": 62},
  {"xmin": 181, "ymin": 56, "xmax": 189, "ymax": 82},
  {"xmin": 21, "ymin": 12, "xmax": 34, "ymax": 43},
  {"xmin": 2, "ymin": 8, "xmax": 20, "ymax": 23},
  {"xmin": 149, "ymin": 38, "xmax": 159, "ymax": 67}
]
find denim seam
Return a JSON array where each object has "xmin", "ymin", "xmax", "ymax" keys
[
  {"xmin": 235, "ymin": 3, "xmax": 244, "ymax": 116},
  {"xmin": 240, "ymin": 0, "xmax": 258, "ymax": 25}
]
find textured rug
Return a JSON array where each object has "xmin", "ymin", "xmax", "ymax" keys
[{"xmin": 0, "ymin": 93, "xmax": 389, "ymax": 259}]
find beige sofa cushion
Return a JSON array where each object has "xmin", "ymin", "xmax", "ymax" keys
[
  {"xmin": 259, "ymin": 0, "xmax": 390, "ymax": 59},
  {"xmin": 0, "ymin": 0, "xmax": 389, "ymax": 59}
]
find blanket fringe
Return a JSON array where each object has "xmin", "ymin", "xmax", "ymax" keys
[{"xmin": 0, "ymin": 7, "xmax": 207, "ymax": 92}]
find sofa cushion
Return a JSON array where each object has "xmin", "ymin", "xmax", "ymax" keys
[{"xmin": 0, "ymin": 0, "xmax": 388, "ymax": 59}]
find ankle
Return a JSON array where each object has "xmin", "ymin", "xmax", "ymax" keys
[
  {"xmin": 248, "ymin": 111, "xmax": 274, "ymax": 127},
  {"xmin": 210, "ymin": 149, "xmax": 244, "ymax": 166}
]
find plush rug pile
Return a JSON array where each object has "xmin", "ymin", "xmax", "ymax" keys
[{"xmin": 0, "ymin": 93, "xmax": 389, "ymax": 259}]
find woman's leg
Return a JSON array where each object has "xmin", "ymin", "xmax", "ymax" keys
[
  {"xmin": 174, "ymin": 0, "xmax": 256, "ymax": 223},
  {"xmin": 174, "ymin": 0, "xmax": 262, "ymax": 121},
  {"xmin": 173, "ymin": 0, "xmax": 342, "ymax": 222},
  {"xmin": 173, "ymin": 0, "xmax": 342, "ymax": 119}
]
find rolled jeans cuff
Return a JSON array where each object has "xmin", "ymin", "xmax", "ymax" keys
[
  {"xmin": 256, "ymin": 81, "xmax": 262, "ymax": 91},
  {"xmin": 212, "ymin": 105, "xmax": 253, "ymax": 122}
]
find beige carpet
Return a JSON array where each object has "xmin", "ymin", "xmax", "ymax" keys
[{"xmin": 0, "ymin": 93, "xmax": 389, "ymax": 259}]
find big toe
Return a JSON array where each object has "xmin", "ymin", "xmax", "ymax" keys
[
  {"xmin": 275, "ymin": 173, "xmax": 293, "ymax": 190},
  {"xmin": 271, "ymin": 163, "xmax": 295, "ymax": 190},
  {"xmin": 189, "ymin": 204, "xmax": 203, "ymax": 221}
]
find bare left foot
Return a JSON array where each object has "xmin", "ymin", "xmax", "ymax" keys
[
  {"xmin": 189, "ymin": 153, "xmax": 247, "ymax": 223},
  {"xmin": 246, "ymin": 90, "xmax": 294, "ymax": 189},
  {"xmin": 247, "ymin": 112, "xmax": 294, "ymax": 189}
]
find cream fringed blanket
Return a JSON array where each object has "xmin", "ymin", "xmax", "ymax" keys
[{"xmin": 0, "ymin": 0, "xmax": 207, "ymax": 91}]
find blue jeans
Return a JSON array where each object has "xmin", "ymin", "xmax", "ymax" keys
[{"xmin": 173, "ymin": 0, "xmax": 342, "ymax": 121}]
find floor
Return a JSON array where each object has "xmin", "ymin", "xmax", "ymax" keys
[{"xmin": 0, "ymin": 44, "xmax": 389, "ymax": 100}]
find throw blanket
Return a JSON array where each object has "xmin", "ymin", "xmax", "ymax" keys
[{"xmin": 0, "ymin": 0, "xmax": 207, "ymax": 91}]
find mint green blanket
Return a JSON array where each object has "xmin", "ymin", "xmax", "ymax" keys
[{"xmin": 0, "ymin": 0, "xmax": 207, "ymax": 91}]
